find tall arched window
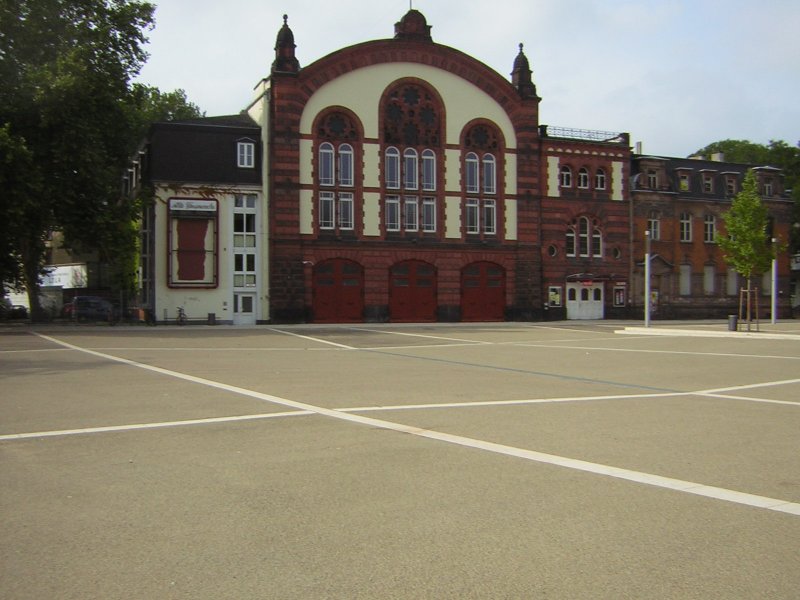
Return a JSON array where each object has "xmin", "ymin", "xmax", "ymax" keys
[
  {"xmin": 595, "ymin": 168, "xmax": 606, "ymax": 190},
  {"xmin": 381, "ymin": 82, "xmax": 443, "ymax": 235},
  {"xmin": 315, "ymin": 112, "xmax": 361, "ymax": 232},
  {"xmin": 462, "ymin": 123, "xmax": 503, "ymax": 238},
  {"xmin": 567, "ymin": 217, "xmax": 602, "ymax": 258},
  {"xmin": 578, "ymin": 167, "xmax": 590, "ymax": 189}
]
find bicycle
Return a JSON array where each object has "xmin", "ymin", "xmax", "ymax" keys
[{"xmin": 176, "ymin": 306, "xmax": 187, "ymax": 326}]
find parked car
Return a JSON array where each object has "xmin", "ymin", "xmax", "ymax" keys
[
  {"xmin": 71, "ymin": 296, "xmax": 115, "ymax": 322},
  {"xmin": 10, "ymin": 305, "xmax": 28, "ymax": 319}
]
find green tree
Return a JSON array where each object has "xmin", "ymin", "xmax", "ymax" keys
[
  {"xmin": 1, "ymin": 0, "xmax": 201, "ymax": 320},
  {"xmin": 717, "ymin": 171, "xmax": 776, "ymax": 327}
]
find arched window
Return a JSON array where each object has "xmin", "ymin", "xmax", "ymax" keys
[
  {"xmin": 567, "ymin": 217, "xmax": 603, "ymax": 259},
  {"xmin": 595, "ymin": 168, "xmax": 606, "ymax": 190},
  {"xmin": 381, "ymin": 82, "xmax": 443, "ymax": 235},
  {"xmin": 314, "ymin": 112, "xmax": 361, "ymax": 233},
  {"xmin": 578, "ymin": 167, "xmax": 590, "ymax": 189},
  {"xmin": 403, "ymin": 148, "xmax": 418, "ymax": 190},
  {"xmin": 465, "ymin": 152, "xmax": 479, "ymax": 193},
  {"xmin": 319, "ymin": 142, "xmax": 334, "ymax": 186},
  {"xmin": 560, "ymin": 166, "xmax": 572, "ymax": 188},
  {"xmin": 482, "ymin": 154, "xmax": 496, "ymax": 195},
  {"xmin": 338, "ymin": 144, "xmax": 353, "ymax": 187},
  {"xmin": 385, "ymin": 147, "xmax": 400, "ymax": 189},
  {"xmin": 422, "ymin": 149, "xmax": 436, "ymax": 191}
]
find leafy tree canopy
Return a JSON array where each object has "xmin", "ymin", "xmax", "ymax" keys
[{"xmin": 0, "ymin": 0, "xmax": 201, "ymax": 315}]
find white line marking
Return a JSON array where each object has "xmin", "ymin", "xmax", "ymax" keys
[
  {"xmin": 23, "ymin": 332, "xmax": 800, "ymax": 517},
  {"xmin": 0, "ymin": 411, "xmax": 311, "ymax": 441},
  {"xmin": 347, "ymin": 327, "xmax": 491, "ymax": 344},
  {"xmin": 266, "ymin": 327, "xmax": 355, "ymax": 349},
  {"xmin": 505, "ymin": 342, "xmax": 800, "ymax": 361},
  {"xmin": 695, "ymin": 378, "xmax": 800, "ymax": 395}
]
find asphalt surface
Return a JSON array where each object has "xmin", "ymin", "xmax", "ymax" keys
[{"xmin": 2, "ymin": 320, "xmax": 799, "ymax": 599}]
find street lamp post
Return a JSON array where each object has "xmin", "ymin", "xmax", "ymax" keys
[
  {"xmin": 771, "ymin": 237, "xmax": 777, "ymax": 325},
  {"xmin": 644, "ymin": 230, "xmax": 651, "ymax": 328}
]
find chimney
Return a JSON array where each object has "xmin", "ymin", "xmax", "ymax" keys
[
  {"xmin": 710, "ymin": 152, "xmax": 725, "ymax": 162},
  {"xmin": 635, "ymin": 141, "xmax": 643, "ymax": 155}
]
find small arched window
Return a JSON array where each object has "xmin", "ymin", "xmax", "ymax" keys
[
  {"xmin": 319, "ymin": 142, "xmax": 334, "ymax": 186},
  {"xmin": 595, "ymin": 168, "xmax": 606, "ymax": 190},
  {"xmin": 578, "ymin": 167, "xmax": 590, "ymax": 189},
  {"xmin": 482, "ymin": 154, "xmax": 496, "ymax": 195},
  {"xmin": 560, "ymin": 166, "xmax": 572, "ymax": 188},
  {"xmin": 422, "ymin": 149, "xmax": 436, "ymax": 191},
  {"xmin": 338, "ymin": 144, "xmax": 353, "ymax": 187},
  {"xmin": 385, "ymin": 147, "xmax": 400, "ymax": 189},
  {"xmin": 465, "ymin": 152, "xmax": 479, "ymax": 193},
  {"xmin": 403, "ymin": 148, "xmax": 418, "ymax": 190}
]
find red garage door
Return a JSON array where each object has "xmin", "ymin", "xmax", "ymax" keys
[
  {"xmin": 313, "ymin": 259, "xmax": 364, "ymax": 323},
  {"xmin": 461, "ymin": 261, "xmax": 505, "ymax": 321},
  {"xmin": 389, "ymin": 260, "xmax": 437, "ymax": 322}
]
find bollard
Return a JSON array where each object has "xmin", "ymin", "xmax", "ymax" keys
[{"xmin": 208, "ymin": 312, "xmax": 216, "ymax": 325}]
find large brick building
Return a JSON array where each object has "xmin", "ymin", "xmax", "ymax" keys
[{"xmin": 131, "ymin": 9, "xmax": 791, "ymax": 324}]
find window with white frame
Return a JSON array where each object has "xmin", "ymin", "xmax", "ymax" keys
[
  {"xmin": 703, "ymin": 173, "xmax": 714, "ymax": 193},
  {"xmin": 704, "ymin": 214, "xmax": 716, "ymax": 243},
  {"xmin": 578, "ymin": 167, "xmax": 590, "ymax": 189},
  {"xmin": 237, "ymin": 141, "xmax": 255, "ymax": 168},
  {"xmin": 679, "ymin": 212, "xmax": 692, "ymax": 242},
  {"xmin": 233, "ymin": 194, "xmax": 258, "ymax": 289},
  {"xmin": 422, "ymin": 197, "xmax": 436, "ymax": 232},
  {"xmin": 422, "ymin": 150, "xmax": 436, "ymax": 191},
  {"xmin": 315, "ymin": 113, "xmax": 360, "ymax": 232},
  {"xmin": 726, "ymin": 176, "xmax": 736, "ymax": 196},
  {"xmin": 482, "ymin": 154, "xmax": 496, "ymax": 195},
  {"xmin": 647, "ymin": 170, "xmax": 658, "ymax": 189},
  {"xmin": 679, "ymin": 172, "xmax": 690, "ymax": 191},
  {"xmin": 385, "ymin": 147, "xmax": 401, "ymax": 189},
  {"xmin": 595, "ymin": 168, "xmax": 606, "ymax": 190},
  {"xmin": 560, "ymin": 166, "xmax": 572, "ymax": 188},
  {"xmin": 647, "ymin": 211, "xmax": 661, "ymax": 241},
  {"xmin": 567, "ymin": 217, "xmax": 602, "ymax": 258},
  {"xmin": 462, "ymin": 124, "xmax": 501, "ymax": 238}
]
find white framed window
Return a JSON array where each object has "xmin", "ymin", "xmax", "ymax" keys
[
  {"xmin": 338, "ymin": 144, "xmax": 353, "ymax": 187},
  {"xmin": 647, "ymin": 211, "xmax": 660, "ymax": 241},
  {"xmin": 647, "ymin": 170, "xmax": 658, "ymax": 189},
  {"xmin": 560, "ymin": 166, "xmax": 572, "ymax": 188},
  {"xmin": 422, "ymin": 150, "xmax": 436, "ymax": 191},
  {"xmin": 465, "ymin": 152, "xmax": 479, "ymax": 193},
  {"xmin": 726, "ymin": 177, "xmax": 736, "ymax": 196},
  {"xmin": 764, "ymin": 178, "xmax": 773, "ymax": 197},
  {"xmin": 403, "ymin": 148, "xmax": 418, "ymax": 190},
  {"xmin": 595, "ymin": 168, "xmax": 606, "ymax": 190},
  {"xmin": 566, "ymin": 228, "xmax": 576, "ymax": 257},
  {"xmin": 679, "ymin": 173, "xmax": 690, "ymax": 192},
  {"xmin": 578, "ymin": 167, "xmax": 590, "ymax": 189},
  {"xmin": 465, "ymin": 198, "xmax": 480, "ymax": 234},
  {"xmin": 319, "ymin": 191, "xmax": 335, "ymax": 229},
  {"xmin": 482, "ymin": 200, "xmax": 496, "ymax": 234},
  {"xmin": 338, "ymin": 192, "xmax": 354, "ymax": 230},
  {"xmin": 385, "ymin": 196, "xmax": 400, "ymax": 231},
  {"xmin": 679, "ymin": 212, "xmax": 692, "ymax": 242},
  {"xmin": 703, "ymin": 174, "xmax": 714, "ymax": 193},
  {"xmin": 319, "ymin": 142, "xmax": 334, "ymax": 186},
  {"xmin": 404, "ymin": 196, "xmax": 419, "ymax": 232},
  {"xmin": 385, "ymin": 147, "xmax": 400, "ymax": 189},
  {"xmin": 233, "ymin": 194, "xmax": 258, "ymax": 289},
  {"xmin": 592, "ymin": 227, "xmax": 602, "ymax": 257},
  {"xmin": 237, "ymin": 141, "xmax": 255, "ymax": 168},
  {"xmin": 422, "ymin": 197, "xmax": 436, "ymax": 232},
  {"xmin": 578, "ymin": 217, "xmax": 590, "ymax": 257},
  {"xmin": 482, "ymin": 154, "xmax": 496, "ymax": 195},
  {"xmin": 704, "ymin": 214, "xmax": 716, "ymax": 243}
]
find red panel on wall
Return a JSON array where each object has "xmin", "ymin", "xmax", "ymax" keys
[
  {"xmin": 461, "ymin": 261, "xmax": 505, "ymax": 321},
  {"xmin": 176, "ymin": 219, "xmax": 209, "ymax": 281},
  {"xmin": 313, "ymin": 259, "xmax": 364, "ymax": 323},
  {"xmin": 389, "ymin": 260, "xmax": 437, "ymax": 322}
]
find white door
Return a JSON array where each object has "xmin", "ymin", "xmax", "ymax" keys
[
  {"xmin": 566, "ymin": 283, "xmax": 604, "ymax": 320},
  {"xmin": 233, "ymin": 292, "xmax": 256, "ymax": 325}
]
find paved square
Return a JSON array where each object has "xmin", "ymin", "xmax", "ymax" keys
[{"xmin": 2, "ymin": 322, "xmax": 799, "ymax": 598}]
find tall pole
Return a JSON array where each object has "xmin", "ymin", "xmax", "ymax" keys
[
  {"xmin": 771, "ymin": 237, "xmax": 777, "ymax": 325},
  {"xmin": 644, "ymin": 230, "xmax": 651, "ymax": 328}
]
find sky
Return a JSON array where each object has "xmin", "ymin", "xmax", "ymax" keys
[{"xmin": 135, "ymin": 0, "xmax": 800, "ymax": 158}]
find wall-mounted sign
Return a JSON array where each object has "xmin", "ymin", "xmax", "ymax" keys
[{"xmin": 169, "ymin": 198, "xmax": 217, "ymax": 212}]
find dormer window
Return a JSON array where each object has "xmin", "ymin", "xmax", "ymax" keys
[
  {"xmin": 237, "ymin": 141, "xmax": 255, "ymax": 168},
  {"xmin": 703, "ymin": 173, "xmax": 714, "ymax": 193},
  {"xmin": 647, "ymin": 170, "xmax": 658, "ymax": 189},
  {"xmin": 679, "ymin": 173, "xmax": 690, "ymax": 192},
  {"xmin": 764, "ymin": 178, "xmax": 774, "ymax": 197}
]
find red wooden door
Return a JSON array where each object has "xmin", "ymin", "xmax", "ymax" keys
[
  {"xmin": 461, "ymin": 261, "xmax": 505, "ymax": 321},
  {"xmin": 313, "ymin": 259, "xmax": 364, "ymax": 323},
  {"xmin": 389, "ymin": 260, "xmax": 437, "ymax": 322}
]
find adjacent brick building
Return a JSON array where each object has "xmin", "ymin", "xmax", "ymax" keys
[{"xmin": 132, "ymin": 9, "xmax": 791, "ymax": 324}]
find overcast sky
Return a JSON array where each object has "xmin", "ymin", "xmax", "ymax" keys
[{"xmin": 135, "ymin": 0, "xmax": 800, "ymax": 158}]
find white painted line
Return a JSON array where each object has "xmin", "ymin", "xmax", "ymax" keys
[
  {"xmin": 347, "ymin": 327, "xmax": 492, "ymax": 344},
  {"xmin": 700, "ymin": 393, "xmax": 800, "ymax": 407},
  {"xmin": 695, "ymin": 378, "xmax": 800, "ymax": 396},
  {"xmin": 25, "ymin": 332, "xmax": 800, "ymax": 517},
  {"xmin": 618, "ymin": 327, "xmax": 800, "ymax": 341},
  {"xmin": 266, "ymin": 327, "xmax": 355, "ymax": 349},
  {"xmin": 0, "ymin": 411, "xmax": 311, "ymax": 441},
  {"xmin": 506, "ymin": 342, "xmax": 800, "ymax": 361}
]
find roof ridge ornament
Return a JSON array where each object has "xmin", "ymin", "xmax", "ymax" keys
[{"xmin": 272, "ymin": 13, "xmax": 300, "ymax": 74}]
